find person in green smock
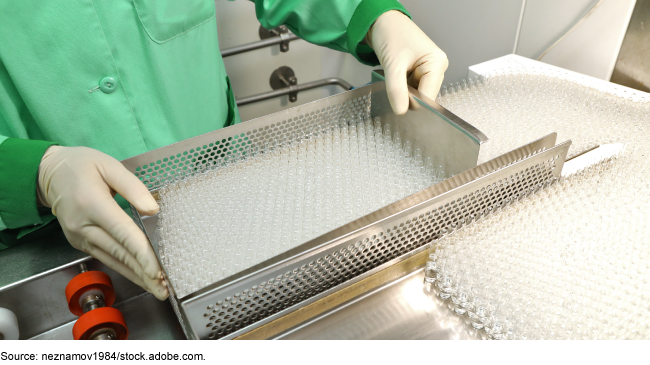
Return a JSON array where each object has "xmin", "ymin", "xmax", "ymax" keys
[{"xmin": 0, "ymin": 1, "xmax": 448, "ymax": 300}]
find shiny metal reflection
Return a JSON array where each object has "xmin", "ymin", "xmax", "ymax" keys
[{"xmin": 275, "ymin": 269, "xmax": 483, "ymax": 340}]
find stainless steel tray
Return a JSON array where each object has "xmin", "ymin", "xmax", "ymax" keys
[{"xmin": 122, "ymin": 73, "xmax": 569, "ymax": 340}]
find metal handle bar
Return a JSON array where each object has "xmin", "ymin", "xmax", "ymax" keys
[
  {"xmin": 221, "ymin": 33, "xmax": 300, "ymax": 58},
  {"xmin": 236, "ymin": 78, "xmax": 354, "ymax": 106}
]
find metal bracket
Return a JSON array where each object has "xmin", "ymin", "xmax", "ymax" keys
[
  {"xmin": 270, "ymin": 66, "xmax": 298, "ymax": 102},
  {"xmin": 259, "ymin": 25, "xmax": 291, "ymax": 52}
]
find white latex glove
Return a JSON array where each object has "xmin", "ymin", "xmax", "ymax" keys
[
  {"xmin": 38, "ymin": 146, "xmax": 168, "ymax": 300},
  {"xmin": 367, "ymin": 10, "xmax": 449, "ymax": 115}
]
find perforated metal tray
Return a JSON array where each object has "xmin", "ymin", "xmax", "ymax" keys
[{"xmin": 122, "ymin": 74, "xmax": 569, "ymax": 339}]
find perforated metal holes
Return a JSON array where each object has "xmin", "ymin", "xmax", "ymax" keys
[{"xmin": 133, "ymin": 96, "xmax": 372, "ymax": 189}]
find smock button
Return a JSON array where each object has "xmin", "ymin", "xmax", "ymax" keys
[{"xmin": 99, "ymin": 77, "xmax": 117, "ymax": 94}]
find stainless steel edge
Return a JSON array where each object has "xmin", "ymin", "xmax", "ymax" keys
[
  {"xmin": 370, "ymin": 81, "xmax": 483, "ymax": 178},
  {"xmin": 121, "ymin": 85, "xmax": 374, "ymax": 174},
  {"xmin": 371, "ymin": 70, "xmax": 489, "ymax": 146},
  {"xmin": 0, "ymin": 256, "xmax": 91, "ymax": 293},
  {"xmin": 0, "ymin": 234, "xmax": 90, "ymax": 292}
]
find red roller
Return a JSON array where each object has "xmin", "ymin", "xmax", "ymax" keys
[
  {"xmin": 65, "ymin": 271, "xmax": 116, "ymax": 316},
  {"xmin": 72, "ymin": 307, "xmax": 128, "ymax": 340}
]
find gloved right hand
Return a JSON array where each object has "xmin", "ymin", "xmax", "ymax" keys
[
  {"xmin": 37, "ymin": 146, "xmax": 168, "ymax": 300},
  {"xmin": 366, "ymin": 10, "xmax": 449, "ymax": 115}
]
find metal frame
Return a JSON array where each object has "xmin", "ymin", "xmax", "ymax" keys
[{"xmin": 121, "ymin": 74, "xmax": 503, "ymax": 339}]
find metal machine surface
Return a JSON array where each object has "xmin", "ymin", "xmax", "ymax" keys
[
  {"xmin": 274, "ymin": 269, "xmax": 482, "ymax": 340},
  {"xmin": 0, "ymin": 237, "xmax": 184, "ymax": 340},
  {"xmin": 611, "ymin": 0, "xmax": 650, "ymax": 93}
]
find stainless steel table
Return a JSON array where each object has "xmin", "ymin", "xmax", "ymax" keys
[{"xmin": 274, "ymin": 269, "xmax": 482, "ymax": 340}]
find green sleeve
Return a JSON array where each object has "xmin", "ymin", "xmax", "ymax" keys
[
  {"xmin": 0, "ymin": 137, "xmax": 56, "ymax": 232},
  {"xmin": 0, "ymin": 136, "xmax": 9, "ymax": 231},
  {"xmin": 249, "ymin": 0, "xmax": 410, "ymax": 66}
]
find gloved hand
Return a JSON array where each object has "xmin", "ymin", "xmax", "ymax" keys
[
  {"xmin": 38, "ymin": 146, "xmax": 168, "ymax": 300},
  {"xmin": 367, "ymin": 10, "xmax": 449, "ymax": 115}
]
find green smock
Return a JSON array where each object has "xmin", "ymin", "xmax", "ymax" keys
[{"xmin": 0, "ymin": 0, "xmax": 409, "ymax": 249}]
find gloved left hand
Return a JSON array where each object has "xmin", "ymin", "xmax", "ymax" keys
[
  {"xmin": 37, "ymin": 146, "xmax": 168, "ymax": 300},
  {"xmin": 366, "ymin": 10, "xmax": 449, "ymax": 115}
]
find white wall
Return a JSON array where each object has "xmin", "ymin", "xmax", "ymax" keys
[
  {"xmin": 516, "ymin": 0, "xmax": 636, "ymax": 80},
  {"xmin": 400, "ymin": 0, "xmax": 525, "ymax": 85},
  {"xmin": 216, "ymin": 0, "xmax": 636, "ymax": 121}
]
